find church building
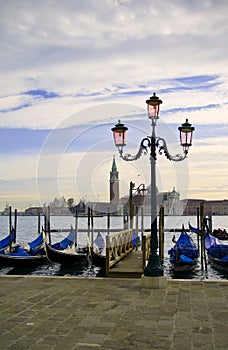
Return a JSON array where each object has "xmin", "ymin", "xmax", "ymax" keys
[{"xmin": 109, "ymin": 156, "xmax": 119, "ymax": 203}]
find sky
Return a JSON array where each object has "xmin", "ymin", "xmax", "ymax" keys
[{"xmin": 0, "ymin": 0, "xmax": 228, "ymax": 211}]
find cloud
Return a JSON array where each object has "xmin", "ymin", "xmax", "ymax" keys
[{"xmin": 0, "ymin": 0, "xmax": 228, "ymax": 207}]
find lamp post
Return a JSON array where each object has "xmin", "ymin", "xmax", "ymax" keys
[{"xmin": 111, "ymin": 93, "xmax": 194, "ymax": 277}]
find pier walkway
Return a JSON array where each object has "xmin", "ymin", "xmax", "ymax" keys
[
  {"xmin": 107, "ymin": 250, "xmax": 143, "ymax": 278},
  {"xmin": 0, "ymin": 275, "xmax": 227, "ymax": 349}
]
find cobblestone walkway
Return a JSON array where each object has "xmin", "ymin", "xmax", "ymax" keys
[{"xmin": 0, "ymin": 276, "xmax": 227, "ymax": 349}]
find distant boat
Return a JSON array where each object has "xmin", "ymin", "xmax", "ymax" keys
[
  {"xmin": 168, "ymin": 226, "xmax": 199, "ymax": 271},
  {"xmin": 211, "ymin": 229, "xmax": 228, "ymax": 241},
  {"xmin": 189, "ymin": 222, "xmax": 228, "ymax": 240}
]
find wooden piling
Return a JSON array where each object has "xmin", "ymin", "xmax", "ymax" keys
[
  {"xmin": 9, "ymin": 206, "xmax": 12, "ymax": 253},
  {"xmin": 159, "ymin": 206, "xmax": 164, "ymax": 264},
  {"xmin": 200, "ymin": 202, "xmax": 204, "ymax": 270},
  {"xmin": 87, "ymin": 207, "xmax": 91, "ymax": 248},
  {"xmin": 75, "ymin": 210, "xmax": 78, "ymax": 248},
  {"xmin": 141, "ymin": 207, "xmax": 144, "ymax": 243},
  {"xmin": 91, "ymin": 208, "xmax": 94, "ymax": 250},
  {"xmin": 107, "ymin": 209, "xmax": 110, "ymax": 235},
  {"xmin": 9, "ymin": 205, "xmax": 12, "ymax": 234},
  {"xmin": 38, "ymin": 213, "xmax": 41, "ymax": 234},
  {"xmin": 47, "ymin": 206, "xmax": 51, "ymax": 245},
  {"xmin": 197, "ymin": 208, "xmax": 200, "ymax": 250},
  {"xmin": 123, "ymin": 207, "xmax": 128, "ymax": 230},
  {"xmin": 129, "ymin": 181, "xmax": 134, "ymax": 229},
  {"xmin": 135, "ymin": 206, "xmax": 139, "ymax": 250},
  {"xmin": 14, "ymin": 209, "xmax": 17, "ymax": 243}
]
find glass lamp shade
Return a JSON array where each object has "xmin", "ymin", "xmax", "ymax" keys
[
  {"xmin": 146, "ymin": 92, "xmax": 163, "ymax": 119},
  {"xmin": 111, "ymin": 120, "xmax": 128, "ymax": 147},
  {"xmin": 178, "ymin": 119, "xmax": 195, "ymax": 151}
]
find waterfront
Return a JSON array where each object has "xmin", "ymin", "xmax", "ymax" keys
[{"xmin": 0, "ymin": 214, "xmax": 227, "ymax": 280}]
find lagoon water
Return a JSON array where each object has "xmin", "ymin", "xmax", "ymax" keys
[{"xmin": 0, "ymin": 214, "xmax": 227, "ymax": 280}]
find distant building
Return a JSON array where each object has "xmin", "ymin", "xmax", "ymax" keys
[
  {"xmin": 24, "ymin": 157, "xmax": 228, "ymax": 217},
  {"xmin": 109, "ymin": 156, "xmax": 119, "ymax": 203},
  {"xmin": 183, "ymin": 199, "xmax": 228, "ymax": 215},
  {"xmin": 87, "ymin": 156, "xmax": 122, "ymax": 215},
  {"xmin": 24, "ymin": 207, "xmax": 44, "ymax": 216},
  {"xmin": 128, "ymin": 186, "xmax": 185, "ymax": 216},
  {"xmin": 89, "ymin": 157, "xmax": 186, "ymax": 216},
  {"xmin": 24, "ymin": 206, "xmax": 72, "ymax": 216}
]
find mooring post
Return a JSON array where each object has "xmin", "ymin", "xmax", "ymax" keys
[
  {"xmin": 38, "ymin": 213, "xmax": 41, "ymax": 234},
  {"xmin": 159, "ymin": 206, "xmax": 164, "ymax": 264},
  {"xmin": 135, "ymin": 206, "xmax": 139, "ymax": 250},
  {"xmin": 107, "ymin": 208, "xmax": 110, "ymax": 235},
  {"xmin": 14, "ymin": 209, "xmax": 17, "ymax": 243},
  {"xmin": 75, "ymin": 209, "xmax": 78, "ymax": 249},
  {"xmin": 200, "ymin": 202, "xmax": 204, "ymax": 270}
]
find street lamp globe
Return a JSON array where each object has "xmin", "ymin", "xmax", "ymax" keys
[
  {"xmin": 146, "ymin": 92, "xmax": 163, "ymax": 120},
  {"xmin": 178, "ymin": 119, "xmax": 195, "ymax": 153},
  {"xmin": 111, "ymin": 120, "xmax": 128, "ymax": 151}
]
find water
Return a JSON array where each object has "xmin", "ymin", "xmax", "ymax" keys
[{"xmin": 0, "ymin": 214, "xmax": 227, "ymax": 279}]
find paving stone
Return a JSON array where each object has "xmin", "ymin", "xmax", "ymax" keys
[{"xmin": 0, "ymin": 276, "xmax": 227, "ymax": 350}]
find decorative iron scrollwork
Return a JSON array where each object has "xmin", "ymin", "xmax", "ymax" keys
[
  {"xmin": 119, "ymin": 137, "xmax": 151, "ymax": 161},
  {"xmin": 156, "ymin": 137, "xmax": 187, "ymax": 162}
]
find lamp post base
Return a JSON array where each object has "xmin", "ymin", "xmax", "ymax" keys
[
  {"xmin": 144, "ymin": 253, "xmax": 164, "ymax": 277},
  {"xmin": 141, "ymin": 274, "xmax": 167, "ymax": 289}
]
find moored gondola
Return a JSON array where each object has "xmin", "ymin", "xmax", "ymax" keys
[
  {"xmin": 189, "ymin": 223, "xmax": 228, "ymax": 270},
  {"xmin": 45, "ymin": 230, "xmax": 89, "ymax": 266},
  {"xmin": 0, "ymin": 231, "xmax": 47, "ymax": 267},
  {"xmin": 168, "ymin": 226, "xmax": 199, "ymax": 271},
  {"xmin": 91, "ymin": 232, "xmax": 106, "ymax": 268},
  {"xmin": 45, "ymin": 244, "xmax": 89, "ymax": 265},
  {"xmin": 0, "ymin": 229, "xmax": 16, "ymax": 250},
  {"xmin": 0, "ymin": 248, "xmax": 47, "ymax": 267},
  {"xmin": 205, "ymin": 235, "xmax": 228, "ymax": 270}
]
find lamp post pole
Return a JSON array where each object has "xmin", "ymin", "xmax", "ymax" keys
[
  {"xmin": 144, "ymin": 118, "xmax": 164, "ymax": 276},
  {"xmin": 111, "ymin": 93, "xmax": 194, "ymax": 278}
]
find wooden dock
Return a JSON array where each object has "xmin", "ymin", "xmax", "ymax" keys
[{"xmin": 107, "ymin": 250, "xmax": 143, "ymax": 278}]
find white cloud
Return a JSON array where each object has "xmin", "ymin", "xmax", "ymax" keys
[{"xmin": 0, "ymin": 0, "xmax": 228, "ymax": 207}]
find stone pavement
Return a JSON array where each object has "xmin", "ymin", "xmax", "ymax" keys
[{"xmin": 0, "ymin": 276, "xmax": 227, "ymax": 350}]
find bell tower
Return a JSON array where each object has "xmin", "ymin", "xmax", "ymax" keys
[{"xmin": 110, "ymin": 156, "xmax": 119, "ymax": 203}]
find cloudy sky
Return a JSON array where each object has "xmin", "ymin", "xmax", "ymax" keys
[{"xmin": 0, "ymin": 0, "xmax": 228, "ymax": 210}]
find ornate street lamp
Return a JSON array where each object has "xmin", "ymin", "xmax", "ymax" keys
[{"xmin": 111, "ymin": 93, "xmax": 194, "ymax": 277}]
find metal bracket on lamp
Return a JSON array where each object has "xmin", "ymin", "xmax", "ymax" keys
[
  {"xmin": 118, "ymin": 137, "xmax": 151, "ymax": 161},
  {"xmin": 156, "ymin": 137, "xmax": 188, "ymax": 162}
]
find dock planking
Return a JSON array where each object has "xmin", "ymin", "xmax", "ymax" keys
[{"xmin": 107, "ymin": 250, "xmax": 143, "ymax": 278}]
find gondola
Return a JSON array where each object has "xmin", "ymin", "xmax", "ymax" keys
[
  {"xmin": 189, "ymin": 221, "xmax": 228, "ymax": 240},
  {"xmin": 45, "ymin": 230, "xmax": 89, "ymax": 266},
  {"xmin": 25, "ymin": 231, "xmax": 44, "ymax": 250},
  {"xmin": 188, "ymin": 224, "xmax": 202, "ymax": 235},
  {"xmin": 168, "ymin": 227, "xmax": 199, "ymax": 271},
  {"xmin": 0, "ymin": 229, "xmax": 16, "ymax": 250},
  {"xmin": 0, "ymin": 247, "xmax": 47, "ymax": 267},
  {"xmin": 211, "ymin": 229, "xmax": 228, "ymax": 241},
  {"xmin": 205, "ymin": 235, "xmax": 228, "ymax": 269},
  {"xmin": 91, "ymin": 232, "xmax": 106, "ymax": 268},
  {"xmin": 0, "ymin": 231, "xmax": 47, "ymax": 268},
  {"xmin": 189, "ymin": 223, "xmax": 228, "ymax": 270}
]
